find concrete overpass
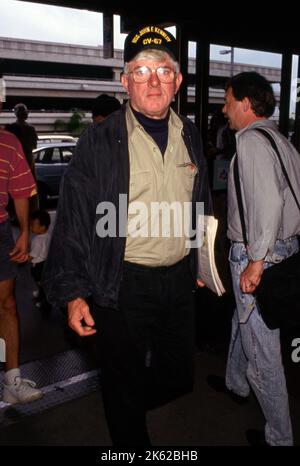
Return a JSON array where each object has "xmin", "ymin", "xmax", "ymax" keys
[{"xmin": 0, "ymin": 36, "xmax": 281, "ymax": 132}]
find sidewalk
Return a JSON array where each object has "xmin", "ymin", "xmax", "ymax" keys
[
  {"xmin": 1, "ymin": 345, "xmax": 300, "ymax": 446},
  {"xmin": 1, "ymin": 250, "xmax": 300, "ymax": 446}
]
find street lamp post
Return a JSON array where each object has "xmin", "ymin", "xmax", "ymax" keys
[{"xmin": 220, "ymin": 47, "xmax": 234, "ymax": 77}]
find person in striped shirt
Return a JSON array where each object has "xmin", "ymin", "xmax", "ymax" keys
[{"xmin": 0, "ymin": 98, "xmax": 43, "ymax": 404}]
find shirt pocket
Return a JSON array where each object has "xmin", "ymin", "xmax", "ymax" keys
[
  {"xmin": 129, "ymin": 170, "xmax": 151, "ymax": 203},
  {"xmin": 176, "ymin": 162, "xmax": 198, "ymax": 193}
]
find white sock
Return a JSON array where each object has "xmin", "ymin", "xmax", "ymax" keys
[{"xmin": 5, "ymin": 368, "xmax": 21, "ymax": 385}]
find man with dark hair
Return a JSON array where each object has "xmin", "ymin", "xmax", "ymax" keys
[
  {"xmin": 209, "ymin": 72, "xmax": 300, "ymax": 445},
  {"xmin": 6, "ymin": 103, "xmax": 39, "ymax": 211},
  {"xmin": 91, "ymin": 94, "xmax": 121, "ymax": 123},
  {"xmin": 44, "ymin": 24, "xmax": 211, "ymax": 446},
  {"xmin": 6, "ymin": 103, "xmax": 38, "ymax": 175}
]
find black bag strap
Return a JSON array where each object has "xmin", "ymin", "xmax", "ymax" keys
[
  {"xmin": 233, "ymin": 127, "xmax": 300, "ymax": 247},
  {"xmin": 233, "ymin": 155, "xmax": 248, "ymax": 245},
  {"xmin": 255, "ymin": 128, "xmax": 300, "ymax": 212}
]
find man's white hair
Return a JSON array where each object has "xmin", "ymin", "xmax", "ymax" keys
[{"xmin": 124, "ymin": 49, "xmax": 180, "ymax": 75}]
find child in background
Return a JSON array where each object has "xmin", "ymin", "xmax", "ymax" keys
[{"xmin": 29, "ymin": 209, "xmax": 51, "ymax": 309}]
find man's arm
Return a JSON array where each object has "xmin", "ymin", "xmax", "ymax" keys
[
  {"xmin": 10, "ymin": 198, "xmax": 30, "ymax": 263},
  {"xmin": 43, "ymin": 126, "xmax": 98, "ymax": 307},
  {"xmin": 239, "ymin": 131, "xmax": 282, "ymax": 262},
  {"xmin": 238, "ymin": 131, "xmax": 282, "ymax": 293}
]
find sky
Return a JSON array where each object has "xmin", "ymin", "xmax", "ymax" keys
[
  {"xmin": 1, "ymin": 0, "xmax": 298, "ymax": 113},
  {"xmin": 0, "ymin": 0, "xmax": 125, "ymax": 48},
  {"xmin": 1, "ymin": 0, "xmax": 282, "ymax": 65}
]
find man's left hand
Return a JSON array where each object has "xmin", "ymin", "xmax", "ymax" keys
[
  {"xmin": 10, "ymin": 231, "xmax": 29, "ymax": 263},
  {"xmin": 240, "ymin": 260, "xmax": 264, "ymax": 294}
]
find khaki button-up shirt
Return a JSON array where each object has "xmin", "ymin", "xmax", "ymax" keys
[{"xmin": 124, "ymin": 105, "xmax": 197, "ymax": 266}]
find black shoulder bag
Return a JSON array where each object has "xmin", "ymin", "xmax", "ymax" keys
[{"xmin": 234, "ymin": 128, "xmax": 300, "ymax": 330}]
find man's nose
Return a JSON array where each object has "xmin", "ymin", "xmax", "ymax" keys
[{"xmin": 148, "ymin": 70, "xmax": 160, "ymax": 86}]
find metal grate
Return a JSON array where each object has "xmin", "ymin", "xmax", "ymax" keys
[{"xmin": 0, "ymin": 348, "xmax": 101, "ymax": 427}]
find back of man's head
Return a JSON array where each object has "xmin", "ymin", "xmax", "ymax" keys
[
  {"xmin": 92, "ymin": 94, "xmax": 121, "ymax": 122},
  {"xmin": 14, "ymin": 103, "xmax": 29, "ymax": 120}
]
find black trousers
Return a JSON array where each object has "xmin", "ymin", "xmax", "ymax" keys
[{"xmin": 94, "ymin": 256, "xmax": 196, "ymax": 446}]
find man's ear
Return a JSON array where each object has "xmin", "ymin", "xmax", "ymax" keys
[
  {"xmin": 174, "ymin": 72, "xmax": 183, "ymax": 94},
  {"xmin": 242, "ymin": 97, "xmax": 251, "ymax": 113},
  {"xmin": 121, "ymin": 73, "xmax": 130, "ymax": 95}
]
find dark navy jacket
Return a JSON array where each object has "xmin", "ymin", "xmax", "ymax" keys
[{"xmin": 43, "ymin": 107, "xmax": 212, "ymax": 309}]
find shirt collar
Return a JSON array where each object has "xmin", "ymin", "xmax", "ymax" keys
[{"xmin": 236, "ymin": 118, "xmax": 278, "ymax": 140}]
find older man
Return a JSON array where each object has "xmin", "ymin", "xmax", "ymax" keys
[{"xmin": 44, "ymin": 25, "xmax": 211, "ymax": 446}]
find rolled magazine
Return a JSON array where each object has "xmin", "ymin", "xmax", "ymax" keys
[{"xmin": 197, "ymin": 215, "xmax": 225, "ymax": 296}]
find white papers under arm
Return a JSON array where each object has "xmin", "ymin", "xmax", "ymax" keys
[{"xmin": 197, "ymin": 215, "xmax": 225, "ymax": 296}]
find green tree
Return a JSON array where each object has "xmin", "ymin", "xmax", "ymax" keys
[
  {"xmin": 54, "ymin": 110, "xmax": 88, "ymax": 136},
  {"xmin": 67, "ymin": 110, "xmax": 88, "ymax": 136}
]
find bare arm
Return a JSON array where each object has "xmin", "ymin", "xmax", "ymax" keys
[
  {"xmin": 67, "ymin": 297, "xmax": 97, "ymax": 337},
  {"xmin": 10, "ymin": 198, "xmax": 30, "ymax": 263}
]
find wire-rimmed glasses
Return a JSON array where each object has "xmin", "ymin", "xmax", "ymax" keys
[{"xmin": 128, "ymin": 66, "xmax": 176, "ymax": 83}]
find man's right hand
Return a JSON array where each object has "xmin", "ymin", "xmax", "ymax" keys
[{"xmin": 67, "ymin": 297, "xmax": 97, "ymax": 337}]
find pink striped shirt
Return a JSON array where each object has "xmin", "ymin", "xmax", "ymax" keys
[{"xmin": 0, "ymin": 129, "xmax": 37, "ymax": 223}]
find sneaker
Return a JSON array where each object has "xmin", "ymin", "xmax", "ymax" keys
[
  {"xmin": 32, "ymin": 290, "xmax": 40, "ymax": 298},
  {"xmin": 206, "ymin": 374, "xmax": 249, "ymax": 405},
  {"xmin": 3, "ymin": 376, "xmax": 44, "ymax": 404}
]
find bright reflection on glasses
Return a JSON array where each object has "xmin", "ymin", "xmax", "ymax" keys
[{"xmin": 129, "ymin": 66, "xmax": 176, "ymax": 83}]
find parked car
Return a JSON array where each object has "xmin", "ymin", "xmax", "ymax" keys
[
  {"xmin": 33, "ymin": 142, "xmax": 76, "ymax": 206},
  {"xmin": 37, "ymin": 134, "xmax": 77, "ymax": 146}
]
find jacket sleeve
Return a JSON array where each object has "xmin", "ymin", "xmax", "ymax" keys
[
  {"xmin": 43, "ymin": 127, "xmax": 99, "ymax": 306},
  {"xmin": 238, "ymin": 131, "xmax": 283, "ymax": 261}
]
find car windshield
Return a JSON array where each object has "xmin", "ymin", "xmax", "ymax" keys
[{"xmin": 33, "ymin": 143, "xmax": 76, "ymax": 163}]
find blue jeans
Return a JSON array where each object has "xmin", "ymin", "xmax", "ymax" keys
[{"xmin": 226, "ymin": 237, "xmax": 299, "ymax": 446}]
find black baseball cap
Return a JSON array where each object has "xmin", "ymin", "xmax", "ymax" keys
[{"xmin": 124, "ymin": 25, "xmax": 178, "ymax": 63}]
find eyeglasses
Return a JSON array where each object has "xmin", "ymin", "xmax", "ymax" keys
[{"xmin": 128, "ymin": 66, "xmax": 176, "ymax": 84}]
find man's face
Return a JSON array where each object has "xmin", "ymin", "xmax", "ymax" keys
[
  {"xmin": 222, "ymin": 87, "xmax": 244, "ymax": 131},
  {"xmin": 121, "ymin": 56, "xmax": 182, "ymax": 119}
]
